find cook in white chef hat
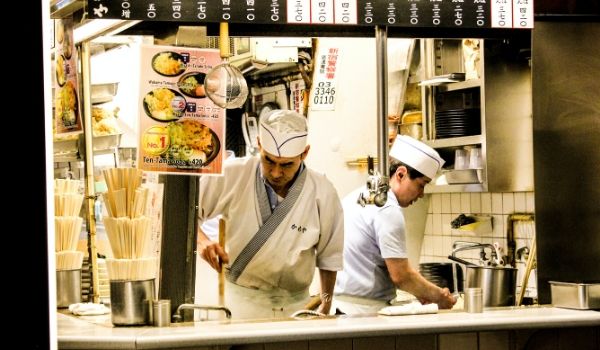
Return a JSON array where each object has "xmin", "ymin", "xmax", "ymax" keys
[
  {"xmin": 259, "ymin": 109, "xmax": 308, "ymax": 158},
  {"xmin": 389, "ymin": 135, "xmax": 445, "ymax": 179}
]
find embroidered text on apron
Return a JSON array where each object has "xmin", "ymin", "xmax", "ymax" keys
[{"xmin": 227, "ymin": 165, "xmax": 307, "ymax": 283}]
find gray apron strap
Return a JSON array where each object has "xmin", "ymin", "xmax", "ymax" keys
[
  {"xmin": 228, "ymin": 165, "xmax": 307, "ymax": 283},
  {"xmin": 255, "ymin": 166, "xmax": 272, "ymax": 224}
]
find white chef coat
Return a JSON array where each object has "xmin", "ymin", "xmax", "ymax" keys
[
  {"xmin": 334, "ymin": 187, "xmax": 407, "ymax": 303},
  {"xmin": 198, "ymin": 155, "xmax": 344, "ymax": 317}
]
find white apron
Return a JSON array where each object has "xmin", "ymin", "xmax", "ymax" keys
[
  {"xmin": 224, "ymin": 280, "xmax": 310, "ymax": 320},
  {"xmin": 332, "ymin": 294, "xmax": 389, "ymax": 315}
]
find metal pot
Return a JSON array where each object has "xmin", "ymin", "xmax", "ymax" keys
[{"xmin": 465, "ymin": 266, "xmax": 517, "ymax": 307}]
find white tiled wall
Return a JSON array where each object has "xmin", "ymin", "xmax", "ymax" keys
[{"xmin": 420, "ymin": 191, "xmax": 535, "ymax": 265}]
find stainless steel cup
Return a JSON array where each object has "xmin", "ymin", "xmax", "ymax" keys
[
  {"xmin": 465, "ymin": 287, "xmax": 483, "ymax": 313},
  {"xmin": 152, "ymin": 299, "xmax": 171, "ymax": 327},
  {"xmin": 109, "ymin": 279, "xmax": 155, "ymax": 326},
  {"xmin": 56, "ymin": 269, "xmax": 82, "ymax": 308}
]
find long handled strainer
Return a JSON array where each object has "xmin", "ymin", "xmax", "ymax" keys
[{"xmin": 205, "ymin": 22, "xmax": 248, "ymax": 109}]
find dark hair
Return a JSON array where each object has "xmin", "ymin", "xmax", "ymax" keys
[{"xmin": 389, "ymin": 159, "xmax": 425, "ymax": 179}]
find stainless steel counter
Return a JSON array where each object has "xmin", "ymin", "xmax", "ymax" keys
[{"xmin": 57, "ymin": 306, "xmax": 600, "ymax": 349}]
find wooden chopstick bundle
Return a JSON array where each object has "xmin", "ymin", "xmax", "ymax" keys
[
  {"xmin": 54, "ymin": 193, "xmax": 84, "ymax": 217},
  {"xmin": 54, "ymin": 179, "xmax": 82, "ymax": 195},
  {"xmin": 105, "ymin": 257, "xmax": 157, "ymax": 281},
  {"xmin": 54, "ymin": 181, "xmax": 85, "ymax": 271},
  {"xmin": 132, "ymin": 188, "xmax": 150, "ymax": 218},
  {"xmin": 101, "ymin": 168, "xmax": 148, "ymax": 219},
  {"xmin": 56, "ymin": 250, "xmax": 84, "ymax": 270},
  {"xmin": 100, "ymin": 168, "xmax": 157, "ymax": 281},
  {"xmin": 55, "ymin": 216, "xmax": 83, "ymax": 251},
  {"xmin": 103, "ymin": 216, "xmax": 152, "ymax": 259}
]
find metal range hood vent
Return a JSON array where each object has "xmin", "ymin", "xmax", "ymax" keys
[
  {"xmin": 175, "ymin": 28, "xmax": 312, "ymax": 80},
  {"xmin": 51, "ymin": 0, "xmax": 84, "ymax": 19}
]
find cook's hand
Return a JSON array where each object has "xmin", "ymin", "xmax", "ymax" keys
[
  {"xmin": 317, "ymin": 300, "xmax": 332, "ymax": 316},
  {"xmin": 436, "ymin": 287, "xmax": 457, "ymax": 309},
  {"xmin": 417, "ymin": 297, "xmax": 433, "ymax": 305},
  {"xmin": 199, "ymin": 240, "xmax": 229, "ymax": 272},
  {"xmin": 316, "ymin": 292, "xmax": 333, "ymax": 315}
]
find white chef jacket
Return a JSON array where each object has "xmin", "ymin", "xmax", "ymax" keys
[
  {"xmin": 334, "ymin": 187, "xmax": 407, "ymax": 302},
  {"xmin": 198, "ymin": 155, "xmax": 344, "ymax": 317}
]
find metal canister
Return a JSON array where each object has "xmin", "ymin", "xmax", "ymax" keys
[
  {"xmin": 152, "ymin": 299, "xmax": 171, "ymax": 327},
  {"xmin": 466, "ymin": 266, "xmax": 517, "ymax": 306},
  {"xmin": 56, "ymin": 269, "xmax": 82, "ymax": 308},
  {"xmin": 465, "ymin": 287, "xmax": 483, "ymax": 313},
  {"xmin": 109, "ymin": 279, "xmax": 155, "ymax": 326}
]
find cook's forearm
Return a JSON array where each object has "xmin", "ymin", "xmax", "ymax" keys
[
  {"xmin": 397, "ymin": 268, "xmax": 442, "ymax": 301},
  {"xmin": 386, "ymin": 258, "xmax": 447, "ymax": 303},
  {"xmin": 318, "ymin": 269, "xmax": 337, "ymax": 314}
]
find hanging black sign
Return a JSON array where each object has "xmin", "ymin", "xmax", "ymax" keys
[{"xmin": 87, "ymin": 0, "xmax": 533, "ymax": 29}]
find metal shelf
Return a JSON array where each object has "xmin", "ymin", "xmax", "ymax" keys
[
  {"xmin": 425, "ymin": 183, "xmax": 486, "ymax": 194},
  {"xmin": 53, "ymin": 134, "xmax": 121, "ymax": 163},
  {"xmin": 423, "ymin": 135, "xmax": 483, "ymax": 149},
  {"xmin": 50, "ymin": 0, "xmax": 84, "ymax": 19},
  {"xmin": 419, "ymin": 38, "xmax": 533, "ymax": 193},
  {"xmin": 437, "ymin": 78, "xmax": 482, "ymax": 92}
]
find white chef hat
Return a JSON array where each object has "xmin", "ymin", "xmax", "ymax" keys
[
  {"xmin": 259, "ymin": 109, "xmax": 308, "ymax": 157},
  {"xmin": 390, "ymin": 135, "xmax": 445, "ymax": 179}
]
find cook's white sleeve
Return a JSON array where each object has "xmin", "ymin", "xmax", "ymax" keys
[
  {"xmin": 197, "ymin": 157, "xmax": 252, "ymax": 222},
  {"xmin": 315, "ymin": 178, "xmax": 344, "ymax": 271},
  {"xmin": 374, "ymin": 206, "xmax": 407, "ymax": 259}
]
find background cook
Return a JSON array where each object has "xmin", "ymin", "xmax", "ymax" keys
[{"xmin": 334, "ymin": 135, "xmax": 456, "ymax": 314}]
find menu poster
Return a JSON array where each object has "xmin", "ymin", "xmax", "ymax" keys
[
  {"xmin": 54, "ymin": 18, "xmax": 83, "ymax": 136},
  {"xmin": 309, "ymin": 47, "xmax": 340, "ymax": 111},
  {"xmin": 138, "ymin": 45, "xmax": 225, "ymax": 176},
  {"xmin": 290, "ymin": 78, "xmax": 307, "ymax": 114}
]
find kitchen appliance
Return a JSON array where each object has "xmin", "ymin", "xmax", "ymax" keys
[
  {"xmin": 532, "ymin": 21, "xmax": 600, "ymax": 304},
  {"xmin": 465, "ymin": 265, "xmax": 517, "ymax": 307},
  {"xmin": 449, "ymin": 242, "xmax": 517, "ymax": 307},
  {"xmin": 549, "ymin": 281, "xmax": 600, "ymax": 310}
]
